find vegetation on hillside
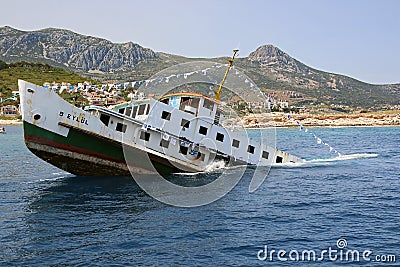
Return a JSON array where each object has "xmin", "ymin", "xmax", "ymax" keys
[{"xmin": 0, "ymin": 60, "xmax": 96, "ymax": 105}]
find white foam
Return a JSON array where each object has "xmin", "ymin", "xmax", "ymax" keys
[
  {"xmin": 267, "ymin": 153, "xmax": 379, "ymax": 169},
  {"xmin": 307, "ymin": 153, "xmax": 379, "ymax": 163},
  {"xmin": 173, "ymin": 161, "xmax": 227, "ymax": 176},
  {"xmin": 24, "ymin": 175, "xmax": 66, "ymax": 184},
  {"xmin": 271, "ymin": 161, "xmax": 307, "ymax": 167},
  {"xmin": 204, "ymin": 160, "xmax": 226, "ymax": 172}
]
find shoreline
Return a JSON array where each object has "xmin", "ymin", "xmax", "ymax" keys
[
  {"xmin": 241, "ymin": 112, "xmax": 400, "ymax": 128},
  {"xmin": 0, "ymin": 119, "xmax": 22, "ymax": 126},
  {"xmin": 245, "ymin": 124, "xmax": 400, "ymax": 130},
  {"xmin": 2, "ymin": 112, "xmax": 400, "ymax": 128}
]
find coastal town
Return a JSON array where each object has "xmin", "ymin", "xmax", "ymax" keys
[{"xmin": 1, "ymin": 80, "xmax": 399, "ymax": 128}]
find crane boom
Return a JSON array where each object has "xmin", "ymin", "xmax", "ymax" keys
[{"xmin": 215, "ymin": 49, "xmax": 239, "ymax": 101}]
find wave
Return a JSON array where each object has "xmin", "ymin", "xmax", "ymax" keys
[
  {"xmin": 24, "ymin": 174, "xmax": 70, "ymax": 184},
  {"xmin": 306, "ymin": 153, "xmax": 379, "ymax": 163},
  {"xmin": 268, "ymin": 153, "xmax": 379, "ymax": 168}
]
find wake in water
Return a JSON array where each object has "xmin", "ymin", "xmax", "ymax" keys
[
  {"xmin": 176, "ymin": 153, "xmax": 380, "ymax": 175},
  {"xmin": 307, "ymin": 153, "xmax": 379, "ymax": 162},
  {"xmin": 270, "ymin": 153, "xmax": 379, "ymax": 168}
]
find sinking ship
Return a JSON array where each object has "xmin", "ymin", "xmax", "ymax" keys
[{"xmin": 18, "ymin": 53, "xmax": 302, "ymax": 176}]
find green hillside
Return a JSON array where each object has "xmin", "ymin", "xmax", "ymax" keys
[{"xmin": 0, "ymin": 60, "xmax": 95, "ymax": 100}]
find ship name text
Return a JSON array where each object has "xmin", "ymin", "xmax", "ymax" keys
[{"xmin": 59, "ymin": 111, "xmax": 89, "ymax": 125}]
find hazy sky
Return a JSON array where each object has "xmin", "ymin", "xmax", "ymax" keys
[{"xmin": 1, "ymin": 0, "xmax": 399, "ymax": 84}]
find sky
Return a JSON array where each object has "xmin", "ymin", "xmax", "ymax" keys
[{"xmin": 1, "ymin": 0, "xmax": 399, "ymax": 84}]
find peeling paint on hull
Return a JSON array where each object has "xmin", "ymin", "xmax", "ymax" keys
[{"xmin": 24, "ymin": 121, "xmax": 184, "ymax": 176}]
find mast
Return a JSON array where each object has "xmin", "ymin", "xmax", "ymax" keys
[{"xmin": 215, "ymin": 49, "xmax": 239, "ymax": 101}]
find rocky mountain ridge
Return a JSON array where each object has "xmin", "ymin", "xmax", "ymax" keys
[
  {"xmin": 1, "ymin": 26, "xmax": 399, "ymax": 108},
  {"xmin": 0, "ymin": 26, "xmax": 157, "ymax": 72}
]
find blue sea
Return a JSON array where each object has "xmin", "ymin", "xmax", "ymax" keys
[{"xmin": 0, "ymin": 125, "xmax": 399, "ymax": 266}]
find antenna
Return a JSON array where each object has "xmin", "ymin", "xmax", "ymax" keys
[{"xmin": 215, "ymin": 49, "xmax": 239, "ymax": 101}]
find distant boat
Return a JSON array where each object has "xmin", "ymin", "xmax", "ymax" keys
[{"xmin": 18, "ymin": 53, "xmax": 303, "ymax": 176}]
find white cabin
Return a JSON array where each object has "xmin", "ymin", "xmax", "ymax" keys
[{"xmin": 85, "ymin": 92, "xmax": 301, "ymax": 171}]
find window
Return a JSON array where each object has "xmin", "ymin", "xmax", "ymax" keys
[
  {"xmin": 179, "ymin": 145, "xmax": 188, "ymax": 155},
  {"xmin": 160, "ymin": 139, "xmax": 170, "ymax": 148},
  {"xmin": 145, "ymin": 104, "xmax": 150, "ymax": 115},
  {"xmin": 161, "ymin": 111, "xmax": 171, "ymax": 120},
  {"xmin": 203, "ymin": 99, "xmax": 214, "ymax": 110},
  {"xmin": 181, "ymin": 119, "xmax": 190, "ymax": 128},
  {"xmin": 100, "ymin": 114, "xmax": 110, "ymax": 126},
  {"xmin": 232, "ymin": 139, "xmax": 240, "ymax": 148},
  {"xmin": 138, "ymin": 104, "xmax": 146, "ymax": 115},
  {"xmin": 262, "ymin": 151, "xmax": 269, "ymax": 159},
  {"xmin": 139, "ymin": 131, "xmax": 150, "ymax": 141},
  {"xmin": 247, "ymin": 145, "xmax": 255, "ymax": 154},
  {"xmin": 216, "ymin": 132, "xmax": 224, "ymax": 142},
  {"xmin": 118, "ymin": 108, "xmax": 125, "ymax": 114},
  {"xmin": 125, "ymin": 107, "xmax": 132, "ymax": 117},
  {"xmin": 199, "ymin": 126, "xmax": 208, "ymax": 135},
  {"xmin": 116, "ymin": 122, "xmax": 127, "ymax": 133},
  {"xmin": 180, "ymin": 97, "xmax": 200, "ymax": 114},
  {"xmin": 131, "ymin": 106, "xmax": 138, "ymax": 118},
  {"xmin": 276, "ymin": 156, "xmax": 283, "ymax": 163},
  {"xmin": 180, "ymin": 97, "xmax": 199, "ymax": 108}
]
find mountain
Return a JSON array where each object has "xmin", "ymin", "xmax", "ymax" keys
[
  {"xmin": 1, "ymin": 26, "xmax": 399, "ymax": 108},
  {"xmin": 234, "ymin": 45, "xmax": 400, "ymax": 108},
  {"xmin": 0, "ymin": 26, "xmax": 157, "ymax": 73}
]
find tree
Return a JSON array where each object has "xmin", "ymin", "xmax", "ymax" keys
[{"xmin": 0, "ymin": 60, "xmax": 7, "ymax": 70}]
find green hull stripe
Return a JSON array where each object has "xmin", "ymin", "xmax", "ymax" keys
[
  {"xmin": 23, "ymin": 121, "xmax": 179, "ymax": 175},
  {"xmin": 23, "ymin": 121, "xmax": 125, "ymax": 160}
]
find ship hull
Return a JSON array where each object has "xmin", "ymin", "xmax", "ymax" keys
[{"xmin": 23, "ymin": 121, "xmax": 182, "ymax": 176}]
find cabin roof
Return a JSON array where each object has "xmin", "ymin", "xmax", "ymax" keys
[{"xmin": 159, "ymin": 92, "xmax": 220, "ymax": 105}]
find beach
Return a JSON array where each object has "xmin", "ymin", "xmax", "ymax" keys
[
  {"xmin": 0, "ymin": 119, "xmax": 22, "ymax": 126},
  {"xmin": 242, "ymin": 112, "xmax": 400, "ymax": 128}
]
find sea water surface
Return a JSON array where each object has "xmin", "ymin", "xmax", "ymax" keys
[{"xmin": 0, "ymin": 126, "xmax": 399, "ymax": 266}]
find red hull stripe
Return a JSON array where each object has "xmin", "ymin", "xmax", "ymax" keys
[{"xmin": 25, "ymin": 134, "xmax": 126, "ymax": 164}]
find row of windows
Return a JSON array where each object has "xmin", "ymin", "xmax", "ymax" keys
[
  {"xmin": 119, "ymin": 104, "xmax": 150, "ymax": 118},
  {"xmin": 139, "ymin": 130, "xmax": 205, "ymax": 161},
  {"xmin": 139, "ymin": 127, "xmax": 270, "ymax": 161},
  {"xmin": 161, "ymin": 106, "xmax": 221, "ymax": 134},
  {"xmin": 145, "ymin": 108, "xmax": 272, "ymax": 160},
  {"xmin": 160, "ymin": 111, "xmax": 270, "ymax": 159},
  {"xmin": 101, "ymin": 110, "xmax": 271, "ymax": 161}
]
